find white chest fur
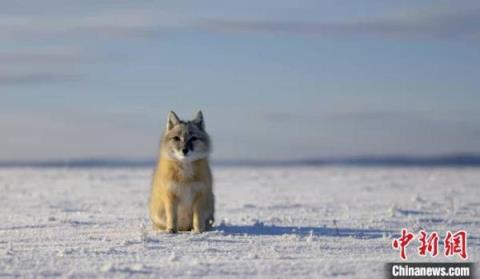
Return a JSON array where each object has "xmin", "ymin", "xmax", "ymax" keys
[
  {"xmin": 167, "ymin": 182, "xmax": 204, "ymax": 204},
  {"xmin": 180, "ymin": 161, "xmax": 194, "ymax": 178}
]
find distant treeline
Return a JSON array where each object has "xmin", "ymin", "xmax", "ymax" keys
[{"xmin": 1, "ymin": 154, "xmax": 480, "ymax": 168}]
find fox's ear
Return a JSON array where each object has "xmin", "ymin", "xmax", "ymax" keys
[
  {"xmin": 167, "ymin": 111, "xmax": 180, "ymax": 130},
  {"xmin": 192, "ymin": 110, "xmax": 204, "ymax": 130}
]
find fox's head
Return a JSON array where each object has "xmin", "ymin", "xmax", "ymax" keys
[{"xmin": 161, "ymin": 111, "xmax": 211, "ymax": 162}]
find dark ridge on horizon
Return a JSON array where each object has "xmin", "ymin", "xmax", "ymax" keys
[{"xmin": 1, "ymin": 153, "xmax": 480, "ymax": 168}]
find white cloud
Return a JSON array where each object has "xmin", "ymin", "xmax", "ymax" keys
[
  {"xmin": 0, "ymin": 10, "xmax": 190, "ymax": 41},
  {"xmin": 196, "ymin": 9, "xmax": 480, "ymax": 39},
  {"xmin": 0, "ymin": 47, "xmax": 86, "ymax": 85},
  {"xmin": 1, "ymin": 7, "xmax": 479, "ymax": 42},
  {"xmin": 1, "ymin": 6, "xmax": 478, "ymax": 86}
]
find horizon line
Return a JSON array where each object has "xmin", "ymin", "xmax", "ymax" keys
[{"xmin": 1, "ymin": 153, "xmax": 480, "ymax": 168}]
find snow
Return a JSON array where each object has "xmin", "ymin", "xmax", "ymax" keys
[{"xmin": 0, "ymin": 166, "xmax": 479, "ymax": 278}]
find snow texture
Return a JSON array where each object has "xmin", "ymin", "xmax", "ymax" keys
[{"xmin": 0, "ymin": 167, "xmax": 479, "ymax": 278}]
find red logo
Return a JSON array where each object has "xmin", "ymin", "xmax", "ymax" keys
[
  {"xmin": 392, "ymin": 229, "xmax": 415, "ymax": 260},
  {"xmin": 392, "ymin": 229, "xmax": 468, "ymax": 260},
  {"xmin": 444, "ymin": 230, "xmax": 467, "ymax": 259},
  {"xmin": 418, "ymin": 230, "xmax": 439, "ymax": 257}
]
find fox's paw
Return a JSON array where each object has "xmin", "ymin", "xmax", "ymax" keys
[
  {"xmin": 152, "ymin": 223, "xmax": 164, "ymax": 231},
  {"xmin": 192, "ymin": 226, "xmax": 205, "ymax": 234},
  {"xmin": 166, "ymin": 228, "xmax": 177, "ymax": 234}
]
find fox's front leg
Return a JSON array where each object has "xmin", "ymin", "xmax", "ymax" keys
[
  {"xmin": 165, "ymin": 193, "xmax": 178, "ymax": 233},
  {"xmin": 192, "ymin": 193, "xmax": 206, "ymax": 233}
]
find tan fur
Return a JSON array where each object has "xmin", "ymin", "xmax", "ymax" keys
[{"xmin": 149, "ymin": 154, "xmax": 214, "ymax": 233}]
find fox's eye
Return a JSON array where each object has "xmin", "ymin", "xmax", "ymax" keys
[
  {"xmin": 190, "ymin": 136, "xmax": 198, "ymax": 141},
  {"xmin": 173, "ymin": 136, "xmax": 180, "ymax": 141}
]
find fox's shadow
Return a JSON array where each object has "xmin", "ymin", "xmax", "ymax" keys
[{"xmin": 215, "ymin": 223, "xmax": 389, "ymax": 239}]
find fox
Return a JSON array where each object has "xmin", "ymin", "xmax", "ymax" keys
[{"xmin": 149, "ymin": 110, "xmax": 214, "ymax": 233}]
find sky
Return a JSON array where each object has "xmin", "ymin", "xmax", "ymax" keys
[{"xmin": 1, "ymin": 0, "xmax": 480, "ymax": 161}]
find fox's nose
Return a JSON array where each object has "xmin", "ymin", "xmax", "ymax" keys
[{"xmin": 182, "ymin": 148, "xmax": 189, "ymax": 155}]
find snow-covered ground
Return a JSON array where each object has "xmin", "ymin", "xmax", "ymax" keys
[{"xmin": 0, "ymin": 166, "xmax": 479, "ymax": 278}]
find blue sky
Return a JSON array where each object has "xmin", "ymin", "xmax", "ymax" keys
[{"xmin": 1, "ymin": 1, "xmax": 480, "ymax": 161}]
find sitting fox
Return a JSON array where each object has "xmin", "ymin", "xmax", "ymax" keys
[{"xmin": 149, "ymin": 111, "xmax": 214, "ymax": 233}]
